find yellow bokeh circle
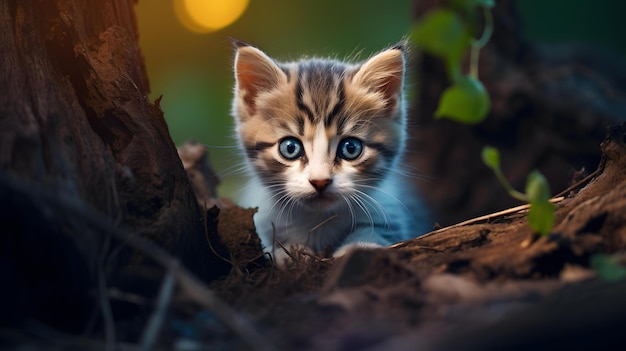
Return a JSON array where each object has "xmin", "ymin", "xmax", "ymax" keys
[{"xmin": 174, "ymin": 0, "xmax": 249, "ymax": 33}]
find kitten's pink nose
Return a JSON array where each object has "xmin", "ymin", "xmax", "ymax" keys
[{"xmin": 309, "ymin": 179, "xmax": 332, "ymax": 193}]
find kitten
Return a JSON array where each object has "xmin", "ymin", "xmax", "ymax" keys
[{"xmin": 231, "ymin": 40, "xmax": 429, "ymax": 264}]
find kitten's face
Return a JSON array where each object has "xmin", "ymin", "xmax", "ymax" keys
[{"xmin": 232, "ymin": 42, "xmax": 406, "ymax": 210}]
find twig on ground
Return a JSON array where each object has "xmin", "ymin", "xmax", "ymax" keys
[
  {"xmin": 308, "ymin": 214, "xmax": 339, "ymax": 234},
  {"xmin": 392, "ymin": 151, "xmax": 604, "ymax": 249},
  {"xmin": 140, "ymin": 270, "xmax": 176, "ymax": 351},
  {"xmin": 97, "ymin": 232, "xmax": 116, "ymax": 351},
  {"xmin": 554, "ymin": 167, "xmax": 601, "ymax": 198},
  {"xmin": 390, "ymin": 196, "xmax": 565, "ymax": 247},
  {"xmin": 274, "ymin": 238, "xmax": 297, "ymax": 263},
  {"xmin": 107, "ymin": 288, "xmax": 150, "ymax": 306}
]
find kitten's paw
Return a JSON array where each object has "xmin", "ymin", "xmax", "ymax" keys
[
  {"xmin": 270, "ymin": 244, "xmax": 314, "ymax": 267},
  {"xmin": 333, "ymin": 242, "xmax": 383, "ymax": 258}
]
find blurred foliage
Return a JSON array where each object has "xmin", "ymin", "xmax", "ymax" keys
[
  {"xmin": 435, "ymin": 75, "xmax": 490, "ymax": 124},
  {"xmin": 525, "ymin": 171, "xmax": 556, "ymax": 236},
  {"xmin": 412, "ymin": 0, "xmax": 555, "ymax": 235},
  {"xmin": 411, "ymin": 1, "xmax": 492, "ymax": 124},
  {"xmin": 591, "ymin": 254, "xmax": 626, "ymax": 282}
]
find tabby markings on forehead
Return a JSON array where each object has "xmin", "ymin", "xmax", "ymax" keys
[
  {"xmin": 295, "ymin": 115, "xmax": 305, "ymax": 136},
  {"xmin": 277, "ymin": 120, "xmax": 290, "ymax": 131},
  {"xmin": 295, "ymin": 63, "xmax": 345, "ymax": 129},
  {"xmin": 295, "ymin": 71, "xmax": 315, "ymax": 123},
  {"xmin": 324, "ymin": 81, "xmax": 345, "ymax": 128},
  {"xmin": 335, "ymin": 113, "xmax": 352, "ymax": 136},
  {"xmin": 303, "ymin": 62, "xmax": 340, "ymax": 116}
]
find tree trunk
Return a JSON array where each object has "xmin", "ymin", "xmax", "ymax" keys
[{"xmin": 0, "ymin": 0, "xmax": 221, "ymax": 331}]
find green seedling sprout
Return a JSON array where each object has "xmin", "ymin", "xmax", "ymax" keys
[{"xmin": 482, "ymin": 147, "xmax": 555, "ymax": 236}]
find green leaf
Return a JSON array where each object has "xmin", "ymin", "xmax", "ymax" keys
[
  {"xmin": 435, "ymin": 76, "xmax": 490, "ymax": 124},
  {"xmin": 481, "ymin": 146, "xmax": 500, "ymax": 170},
  {"xmin": 411, "ymin": 9, "xmax": 472, "ymax": 71},
  {"xmin": 525, "ymin": 170, "xmax": 554, "ymax": 236},
  {"xmin": 591, "ymin": 254, "xmax": 626, "ymax": 282},
  {"xmin": 525, "ymin": 170, "xmax": 551, "ymax": 203},
  {"xmin": 527, "ymin": 200, "xmax": 555, "ymax": 236}
]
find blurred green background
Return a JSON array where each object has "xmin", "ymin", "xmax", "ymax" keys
[{"xmin": 135, "ymin": 0, "xmax": 625, "ymax": 198}]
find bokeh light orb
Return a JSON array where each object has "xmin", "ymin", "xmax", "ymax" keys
[{"xmin": 174, "ymin": 0, "xmax": 249, "ymax": 33}]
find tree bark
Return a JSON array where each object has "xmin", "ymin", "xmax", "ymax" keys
[
  {"xmin": 0, "ymin": 0, "xmax": 202, "ymax": 245},
  {"xmin": 0, "ymin": 0, "xmax": 221, "ymax": 331}
]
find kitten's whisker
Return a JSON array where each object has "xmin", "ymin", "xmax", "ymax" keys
[
  {"xmin": 229, "ymin": 180, "xmax": 256, "ymax": 200},
  {"xmin": 357, "ymin": 184, "xmax": 417, "ymax": 225},
  {"xmin": 353, "ymin": 189, "xmax": 392, "ymax": 231},
  {"xmin": 349, "ymin": 194, "xmax": 375, "ymax": 236},
  {"xmin": 200, "ymin": 144, "xmax": 239, "ymax": 149},
  {"xmin": 351, "ymin": 178, "xmax": 385, "ymax": 185},
  {"xmin": 275, "ymin": 192, "xmax": 298, "ymax": 224},
  {"xmin": 229, "ymin": 179, "xmax": 284, "ymax": 203},
  {"xmin": 387, "ymin": 165, "xmax": 432, "ymax": 182},
  {"xmin": 341, "ymin": 194, "xmax": 357, "ymax": 233},
  {"xmin": 217, "ymin": 162, "xmax": 249, "ymax": 178},
  {"xmin": 280, "ymin": 196, "xmax": 301, "ymax": 240},
  {"xmin": 269, "ymin": 191, "xmax": 291, "ymax": 216}
]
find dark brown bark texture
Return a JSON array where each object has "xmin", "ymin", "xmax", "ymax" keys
[
  {"xmin": 411, "ymin": 0, "xmax": 626, "ymax": 226},
  {"xmin": 0, "ymin": 0, "xmax": 224, "ymax": 331}
]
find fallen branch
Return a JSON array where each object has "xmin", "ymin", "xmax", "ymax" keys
[{"xmin": 391, "ymin": 196, "xmax": 565, "ymax": 247}]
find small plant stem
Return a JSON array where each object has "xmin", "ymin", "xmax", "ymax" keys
[
  {"xmin": 469, "ymin": 5, "xmax": 493, "ymax": 78},
  {"xmin": 493, "ymin": 167, "xmax": 529, "ymax": 203},
  {"xmin": 474, "ymin": 6, "xmax": 494, "ymax": 49},
  {"xmin": 469, "ymin": 44, "xmax": 480, "ymax": 78}
]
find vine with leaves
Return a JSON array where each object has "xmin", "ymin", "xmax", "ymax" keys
[{"xmin": 411, "ymin": 0, "xmax": 555, "ymax": 236}]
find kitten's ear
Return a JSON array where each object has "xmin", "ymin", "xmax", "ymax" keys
[
  {"xmin": 234, "ymin": 42, "xmax": 287, "ymax": 115},
  {"xmin": 352, "ymin": 45, "xmax": 405, "ymax": 113}
]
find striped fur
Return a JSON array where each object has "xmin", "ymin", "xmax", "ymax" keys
[{"xmin": 232, "ymin": 41, "xmax": 428, "ymax": 264}]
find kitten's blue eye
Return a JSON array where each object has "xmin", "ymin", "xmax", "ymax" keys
[
  {"xmin": 278, "ymin": 137, "xmax": 304, "ymax": 160},
  {"xmin": 337, "ymin": 138, "xmax": 363, "ymax": 160}
]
